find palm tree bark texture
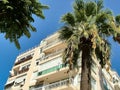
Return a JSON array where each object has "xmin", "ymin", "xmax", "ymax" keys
[{"xmin": 80, "ymin": 37, "xmax": 92, "ymax": 90}]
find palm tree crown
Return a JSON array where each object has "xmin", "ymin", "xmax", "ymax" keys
[
  {"xmin": 59, "ymin": 0, "xmax": 120, "ymax": 90},
  {"xmin": 59, "ymin": 0, "xmax": 120, "ymax": 69}
]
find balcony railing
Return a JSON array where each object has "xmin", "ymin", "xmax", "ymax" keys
[
  {"xmin": 39, "ymin": 49, "xmax": 64, "ymax": 61},
  {"xmin": 38, "ymin": 64, "xmax": 65, "ymax": 76},
  {"xmin": 9, "ymin": 68, "xmax": 29, "ymax": 78},
  {"xmin": 43, "ymin": 39, "xmax": 61, "ymax": 50},
  {"xmin": 18, "ymin": 68, "xmax": 29, "ymax": 74},
  {"xmin": 14, "ymin": 55, "xmax": 32, "ymax": 66},
  {"xmin": 19, "ymin": 44, "xmax": 39, "ymax": 55},
  {"xmin": 30, "ymin": 78, "xmax": 73, "ymax": 90}
]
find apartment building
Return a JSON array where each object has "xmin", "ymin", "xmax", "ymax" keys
[{"xmin": 5, "ymin": 32, "xmax": 120, "ymax": 90}]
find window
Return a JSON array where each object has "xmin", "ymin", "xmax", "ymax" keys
[
  {"xmin": 77, "ymin": 74, "xmax": 81, "ymax": 83},
  {"xmin": 91, "ymin": 77, "xmax": 96, "ymax": 90},
  {"xmin": 77, "ymin": 58, "xmax": 81, "ymax": 67},
  {"xmin": 14, "ymin": 75, "xmax": 26, "ymax": 86},
  {"xmin": 102, "ymin": 77, "xmax": 112, "ymax": 90},
  {"xmin": 40, "ymin": 48, "xmax": 42, "ymax": 53},
  {"xmin": 20, "ymin": 64, "xmax": 30, "ymax": 71},
  {"xmin": 36, "ymin": 61, "xmax": 39, "ymax": 65},
  {"xmin": 14, "ymin": 70, "xmax": 18, "ymax": 75},
  {"xmin": 91, "ymin": 63, "xmax": 96, "ymax": 75}
]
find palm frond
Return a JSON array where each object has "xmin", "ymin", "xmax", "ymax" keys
[
  {"xmin": 59, "ymin": 0, "xmax": 118, "ymax": 71},
  {"xmin": 61, "ymin": 13, "xmax": 75, "ymax": 26},
  {"xmin": 115, "ymin": 15, "xmax": 120, "ymax": 25},
  {"xmin": 96, "ymin": 0, "xmax": 104, "ymax": 13},
  {"xmin": 58, "ymin": 26, "xmax": 73, "ymax": 40},
  {"xmin": 85, "ymin": 1, "xmax": 97, "ymax": 16}
]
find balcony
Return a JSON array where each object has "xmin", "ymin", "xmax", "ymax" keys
[
  {"xmin": 18, "ymin": 68, "xmax": 29, "ymax": 74},
  {"xmin": 39, "ymin": 49, "xmax": 64, "ymax": 62},
  {"xmin": 9, "ymin": 74, "xmax": 14, "ymax": 78},
  {"xmin": 43, "ymin": 39, "xmax": 60, "ymax": 50},
  {"xmin": 9, "ymin": 68, "xmax": 29, "ymax": 78},
  {"xmin": 38, "ymin": 64, "xmax": 65, "ymax": 76},
  {"xmin": 14, "ymin": 55, "xmax": 32, "ymax": 66},
  {"xmin": 30, "ymin": 78, "xmax": 74, "ymax": 90},
  {"xmin": 43, "ymin": 39, "xmax": 64, "ymax": 53}
]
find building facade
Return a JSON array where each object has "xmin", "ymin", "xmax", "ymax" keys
[{"xmin": 5, "ymin": 33, "xmax": 120, "ymax": 90}]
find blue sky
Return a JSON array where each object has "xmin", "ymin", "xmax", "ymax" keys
[{"xmin": 0, "ymin": 0, "xmax": 120, "ymax": 89}]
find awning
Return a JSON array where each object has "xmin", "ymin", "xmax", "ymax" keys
[
  {"xmin": 5, "ymin": 81, "xmax": 14, "ymax": 88},
  {"xmin": 15, "ymin": 75, "xmax": 26, "ymax": 84},
  {"xmin": 6, "ymin": 80, "xmax": 14, "ymax": 85}
]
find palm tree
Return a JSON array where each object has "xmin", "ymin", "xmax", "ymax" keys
[
  {"xmin": 59, "ymin": 0, "xmax": 120, "ymax": 90},
  {"xmin": 0, "ymin": 0, "xmax": 49, "ymax": 49}
]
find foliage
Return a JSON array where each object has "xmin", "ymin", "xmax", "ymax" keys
[
  {"xmin": 59, "ymin": 0, "xmax": 120, "ymax": 70},
  {"xmin": 0, "ymin": 0, "xmax": 49, "ymax": 49}
]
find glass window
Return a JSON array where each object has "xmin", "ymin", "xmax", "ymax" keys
[
  {"xmin": 77, "ymin": 74, "xmax": 81, "ymax": 83},
  {"xmin": 36, "ymin": 61, "xmax": 39, "ymax": 65},
  {"xmin": 40, "ymin": 48, "xmax": 42, "ymax": 53},
  {"xmin": 91, "ymin": 62, "xmax": 97, "ymax": 75},
  {"xmin": 102, "ymin": 77, "xmax": 112, "ymax": 90},
  {"xmin": 91, "ymin": 77, "xmax": 96, "ymax": 90}
]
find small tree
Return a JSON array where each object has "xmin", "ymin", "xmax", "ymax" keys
[{"xmin": 0, "ymin": 0, "xmax": 49, "ymax": 49}]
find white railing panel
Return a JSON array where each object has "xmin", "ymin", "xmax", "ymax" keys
[{"xmin": 32, "ymin": 78, "xmax": 73, "ymax": 90}]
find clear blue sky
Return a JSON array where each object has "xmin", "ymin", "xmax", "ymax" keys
[{"xmin": 0, "ymin": 0, "xmax": 120, "ymax": 89}]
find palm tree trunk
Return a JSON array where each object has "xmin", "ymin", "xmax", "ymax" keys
[{"xmin": 80, "ymin": 45, "xmax": 91, "ymax": 90}]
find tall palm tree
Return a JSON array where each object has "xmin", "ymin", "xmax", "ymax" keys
[{"xmin": 59, "ymin": 0, "xmax": 120, "ymax": 90}]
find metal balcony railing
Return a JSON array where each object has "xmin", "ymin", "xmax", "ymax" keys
[{"xmin": 30, "ymin": 78, "xmax": 73, "ymax": 90}]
